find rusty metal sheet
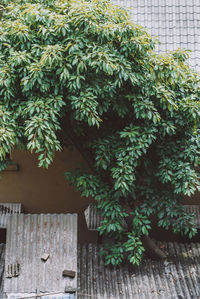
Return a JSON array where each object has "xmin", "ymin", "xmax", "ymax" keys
[
  {"xmin": 0, "ymin": 203, "xmax": 22, "ymax": 228},
  {"xmin": 78, "ymin": 242, "xmax": 200, "ymax": 298},
  {"xmin": 4, "ymin": 214, "xmax": 77, "ymax": 295}
]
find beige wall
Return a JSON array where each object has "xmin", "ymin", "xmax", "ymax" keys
[
  {"xmin": 0, "ymin": 147, "xmax": 91, "ymax": 214},
  {"xmin": 1, "ymin": 148, "xmax": 199, "ymax": 243},
  {"xmin": 1, "ymin": 147, "xmax": 199, "ymax": 211}
]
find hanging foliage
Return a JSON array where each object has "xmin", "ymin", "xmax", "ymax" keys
[{"xmin": 0, "ymin": 0, "xmax": 199, "ymax": 265}]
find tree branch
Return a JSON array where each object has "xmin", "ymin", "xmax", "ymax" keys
[{"xmin": 63, "ymin": 118, "xmax": 166, "ymax": 260}]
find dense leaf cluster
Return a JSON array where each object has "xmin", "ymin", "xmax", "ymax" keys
[{"xmin": 0, "ymin": 0, "xmax": 200, "ymax": 265}]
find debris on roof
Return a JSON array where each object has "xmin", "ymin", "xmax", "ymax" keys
[
  {"xmin": 112, "ymin": 0, "xmax": 200, "ymax": 72},
  {"xmin": 4, "ymin": 214, "xmax": 77, "ymax": 299},
  {"xmin": 78, "ymin": 242, "xmax": 200, "ymax": 299},
  {"xmin": 63, "ymin": 270, "xmax": 76, "ymax": 279},
  {"xmin": 41, "ymin": 253, "xmax": 50, "ymax": 262},
  {"xmin": 6, "ymin": 263, "xmax": 20, "ymax": 278},
  {"xmin": 0, "ymin": 203, "xmax": 22, "ymax": 228}
]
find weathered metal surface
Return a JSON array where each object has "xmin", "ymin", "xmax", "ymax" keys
[
  {"xmin": 84, "ymin": 204, "xmax": 102, "ymax": 231},
  {"xmin": 184, "ymin": 205, "xmax": 200, "ymax": 228},
  {"xmin": 0, "ymin": 244, "xmax": 5, "ymax": 294},
  {"xmin": 4, "ymin": 214, "xmax": 77, "ymax": 294},
  {"xmin": 7, "ymin": 293, "xmax": 75, "ymax": 299},
  {"xmin": 112, "ymin": 0, "xmax": 200, "ymax": 72},
  {"xmin": 0, "ymin": 203, "xmax": 22, "ymax": 228},
  {"xmin": 78, "ymin": 242, "xmax": 200, "ymax": 299}
]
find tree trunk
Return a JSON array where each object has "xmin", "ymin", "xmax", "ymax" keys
[
  {"xmin": 141, "ymin": 236, "xmax": 166, "ymax": 259},
  {"xmin": 123, "ymin": 203, "xmax": 167, "ymax": 260}
]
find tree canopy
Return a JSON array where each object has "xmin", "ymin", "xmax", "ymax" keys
[{"xmin": 0, "ymin": 0, "xmax": 200, "ymax": 265}]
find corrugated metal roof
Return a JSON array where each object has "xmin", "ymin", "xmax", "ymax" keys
[
  {"xmin": 112, "ymin": 0, "xmax": 200, "ymax": 72},
  {"xmin": 84, "ymin": 204, "xmax": 102, "ymax": 231},
  {"xmin": 184, "ymin": 205, "xmax": 200, "ymax": 228},
  {"xmin": 85, "ymin": 204, "xmax": 200, "ymax": 231},
  {"xmin": 0, "ymin": 203, "xmax": 22, "ymax": 228},
  {"xmin": 78, "ymin": 242, "xmax": 200, "ymax": 299},
  {"xmin": 0, "ymin": 244, "xmax": 5, "ymax": 294},
  {"xmin": 7, "ymin": 293, "xmax": 75, "ymax": 299},
  {"xmin": 4, "ymin": 214, "xmax": 77, "ymax": 295}
]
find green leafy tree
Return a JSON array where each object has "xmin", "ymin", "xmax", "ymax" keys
[{"xmin": 0, "ymin": 0, "xmax": 199, "ymax": 265}]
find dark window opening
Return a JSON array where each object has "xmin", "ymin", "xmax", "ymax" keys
[{"xmin": 0, "ymin": 229, "xmax": 6, "ymax": 244}]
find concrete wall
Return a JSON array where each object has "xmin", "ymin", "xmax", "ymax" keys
[{"xmin": 0, "ymin": 147, "xmax": 90, "ymax": 213}]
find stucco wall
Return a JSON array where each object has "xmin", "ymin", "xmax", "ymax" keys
[
  {"xmin": 1, "ymin": 147, "xmax": 199, "ymax": 211},
  {"xmin": 0, "ymin": 147, "xmax": 90, "ymax": 214}
]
